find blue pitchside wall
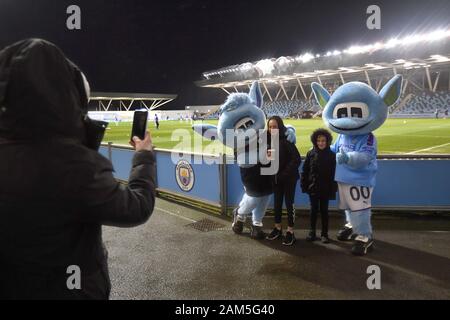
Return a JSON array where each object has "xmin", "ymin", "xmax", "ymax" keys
[{"xmin": 99, "ymin": 145, "xmax": 450, "ymax": 211}]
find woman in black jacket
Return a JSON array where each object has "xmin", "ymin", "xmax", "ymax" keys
[
  {"xmin": 301, "ymin": 128, "xmax": 337, "ymax": 243},
  {"xmin": 0, "ymin": 39, "xmax": 156, "ymax": 299},
  {"xmin": 265, "ymin": 116, "xmax": 302, "ymax": 246}
]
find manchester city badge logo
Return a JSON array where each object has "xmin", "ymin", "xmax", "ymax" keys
[{"xmin": 175, "ymin": 159, "xmax": 195, "ymax": 192}]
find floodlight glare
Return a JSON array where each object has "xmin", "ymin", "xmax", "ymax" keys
[
  {"xmin": 427, "ymin": 29, "xmax": 450, "ymax": 41},
  {"xmin": 296, "ymin": 53, "xmax": 314, "ymax": 63},
  {"xmin": 346, "ymin": 46, "xmax": 364, "ymax": 54},
  {"xmin": 201, "ymin": 28, "xmax": 450, "ymax": 80},
  {"xmin": 385, "ymin": 38, "xmax": 400, "ymax": 49},
  {"xmin": 239, "ymin": 62, "xmax": 253, "ymax": 71},
  {"xmin": 256, "ymin": 59, "xmax": 275, "ymax": 75},
  {"xmin": 401, "ymin": 34, "xmax": 425, "ymax": 45}
]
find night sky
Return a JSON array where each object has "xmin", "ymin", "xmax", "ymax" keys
[{"xmin": 1, "ymin": 0, "xmax": 449, "ymax": 108}]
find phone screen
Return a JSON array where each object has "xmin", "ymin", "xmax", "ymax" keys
[{"xmin": 131, "ymin": 111, "xmax": 148, "ymax": 140}]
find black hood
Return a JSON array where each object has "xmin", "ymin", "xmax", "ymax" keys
[{"xmin": 0, "ymin": 38, "xmax": 87, "ymax": 141}]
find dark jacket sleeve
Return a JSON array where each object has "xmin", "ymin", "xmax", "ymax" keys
[
  {"xmin": 279, "ymin": 141, "xmax": 301, "ymax": 181},
  {"xmin": 79, "ymin": 150, "xmax": 156, "ymax": 227},
  {"xmin": 300, "ymin": 151, "xmax": 310, "ymax": 193},
  {"xmin": 330, "ymin": 151, "xmax": 338, "ymax": 196}
]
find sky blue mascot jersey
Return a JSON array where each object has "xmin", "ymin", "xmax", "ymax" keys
[{"xmin": 331, "ymin": 133, "xmax": 377, "ymax": 187}]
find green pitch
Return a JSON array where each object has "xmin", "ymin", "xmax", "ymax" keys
[{"xmin": 102, "ymin": 118, "xmax": 450, "ymax": 155}]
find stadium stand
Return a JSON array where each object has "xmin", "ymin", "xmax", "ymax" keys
[
  {"xmin": 392, "ymin": 91, "xmax": 450, "ymax": 115},
  {"xmin": 202, "ymin": 91, "xmax": 450, "ymax": 119},
  {"xmin": 262, "ymin": 100, "xmax": 320, "ymax": 118},
  {"xmin": 259, "ymin": 91, "xmax": 450, "ymax": 118},
  {"xmin": 204, "ymin": 110, "xmax": 220, "ymax": 119},
  {"xmin": 201, "ymin": 99, "xmax": 321, "ymax": 120}
]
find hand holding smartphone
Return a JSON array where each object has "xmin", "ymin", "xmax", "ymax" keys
[
  {"xmin": 130, "ymin": 111, "xmax": 153, "ymax": 151},
  {"xmin": 131, "ymin": 110, "xmax": 148, "ymax": 140}
]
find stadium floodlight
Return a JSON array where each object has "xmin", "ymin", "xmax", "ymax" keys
[
  {"xmin": 345, "ymin": 46, "xmax": 362, "ymax": 54},
  {"xmin": 385, "ymin": 38, "xmax": 400, "ymax": 49},
  {"xmin": 201, "ymin": 28, "xmax": 450, "ymax": 81},
  {"xmin": 296, "ymin": 53, "xmax": 314, "ymax": 63},
  {"xmin": 401, "ymin": 34, "xmax": 425, "ymax": 45},
  {"xmin": 239, "ymin": 62, "xmax": 253, "ymax": 72},
  {"xmin": 275, "ymin": 56, "xmax": 294, "ymax": 73},
  {"xmin": 345, "ymin": 43, "xmax": 377, "ymax": 55},
  {"xmin": 256, "ymin": 59, "xmax": 275, "ymax": 75},
  {"xmin": 276, "ymin": 56, "xmax": 289, "ymax": 65},
  {"xmin": 427, "ymin": 29, "xmax": 450, "ymax": 41},
  {"xmin": 340, "ymin": 29, "xmax": 450, "ymax": 55},
  {"xmin": 373, "ymin": 42, "xmax": 382, "ymax": 50}
]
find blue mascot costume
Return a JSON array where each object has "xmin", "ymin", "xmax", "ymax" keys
[
  {"xmin": 193, "ymin": 82, "xmax": 296, "ymax": 239},
  {"xmin": 311, "ymin": 75, "xmax": 402, "ymax": 255}
]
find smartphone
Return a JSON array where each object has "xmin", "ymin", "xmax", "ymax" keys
[
  {"xmin": 84, "ymin": 116, "xmax": 108, "ymax": 151},
  {"xmin": 267, "ymin": 149, "xmax": 275, "ymax": 161},
  {"xmin": 131, "ymin": 110, "xmax": 148, "ymax": 140}
]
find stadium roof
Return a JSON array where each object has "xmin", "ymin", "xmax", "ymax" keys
[
  {"xmin": 196, "ymin": 29, "xmax": 450, "ymax": 97},
  {"xmin": 90, "ymin": 92, "xmax": 177, "ymax": 111}
]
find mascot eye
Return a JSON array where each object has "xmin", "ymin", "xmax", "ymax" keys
[
  {"xmin": 351, "ymin": 107, "xmax": 363, "ymax": 118},
  {"xmin": 333, "ymin": 102, "xmax": 370, "ymax": 119},
  {"xmin": 337, "ymin": 108, "xmax": 348, "ymax": 118}
]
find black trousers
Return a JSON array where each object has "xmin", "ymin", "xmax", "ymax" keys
[
  {"xmin": 309, "ymin": 195, "xmax": 329, "ymax": 237},
  {"xmin": 274, "ymin": 179, "xmax": 297, "ymax": 228}
]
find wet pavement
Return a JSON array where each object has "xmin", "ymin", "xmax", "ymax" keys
[{"xmin": 103, "ymin": 198, "xmax": 450, "ymax": 300}]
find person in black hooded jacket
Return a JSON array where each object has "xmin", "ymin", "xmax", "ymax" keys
[
  {"xmin": 0, "ymin": 39, "xmax": 156, "ymax": 300},
  {"xmin": 301, "ymin": 128, "xmax": 337, "ymax": 243},
  {"xmin": 265, "ymin": 116, "xmax": 302, "ymax": 246}
]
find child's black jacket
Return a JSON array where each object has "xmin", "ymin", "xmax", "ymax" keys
[{"xmin": 301, "ymin": 147, "xmax": 337, "ymax": 200}]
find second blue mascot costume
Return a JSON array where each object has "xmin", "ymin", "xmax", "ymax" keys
[
  {"xmin": 193, "ymin": 82, "xmax": 296, "ymax": 239},
  {"xmin": 311, "ymin": 75, "xmax": 402, "ymax": 255}
]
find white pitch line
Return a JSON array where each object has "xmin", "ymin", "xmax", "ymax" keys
[
  {"xmin": 380, "ymin": 151, "xmax": 407, "ymax": 154},
  {"xmin": 395, "ymin": 135, "xmax": 450, "ymax": 138},
  {"xmin": 155, "ymin": 207, "xmax": 197, "ymax": 223},
  {"xmin": 407, "ymin": 142, "xmax": 450, "ymax": 154}
]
